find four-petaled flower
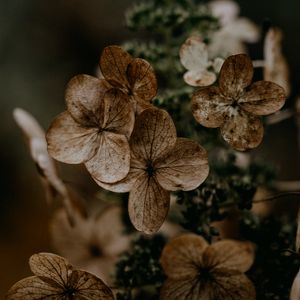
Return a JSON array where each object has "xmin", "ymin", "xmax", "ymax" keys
[
  {"xmin": 6, "ymin": 252, "xmax": 114, "ymax": 299},
  {"xmin": 160, "ymin": 234, "xmax": 256, "ymax": 300},
  {"xmin": 93, "ymin": 107, "xmax": 209, "ymax": 234},
  {"xmin": 192, "ymin": 53, "xmax": 286, "ymax": 151},
  {"xmin": 180, "ymin": 36, "xmax": 224, "ymax": 87}
]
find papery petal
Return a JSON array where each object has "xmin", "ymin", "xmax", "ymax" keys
[
  {"xmin": 127, "ymin": 58, "xmax": 157, "ymax": 103},
  {"xmin": 130, "ymin": 108, "xmax": 177, "ymax": 161},
  {"xmin": 160, "ymin": 277, "xmax": 211, "ymax": 300},
  {"xmin": 6, "ymin": 276, "xmax": 63, "ymax": 300},
  {"xmin": 239, "ymin": 81, "xmax": 286, "ymax": 115},
  {"xmin": 192, "ymin": 86, "xmax": 230, "ymax": 128},
  {"xmin": 160, "ymin": 234, "xmax": 208, "ymax": 279},
  {"xmin": 156, "ymin": 138, "xmax": 209, "ymax": 191},
  {"xmin": 29, "ymin": 253, "xmax": 72, "ymax": 286},
  {"xmin": 204, "ymin": 240, "xmax": 254, "ymax": 272},
  {"xmin": 65, "ymin": 74, "xmax": 109, "ymax": 126},
  {"xmin": 220, "ymin": 109, "xmax": 264, "ymax": 151},
  {"xmin": 46, "ymin": 111, "xmax": 99, "ymax": 164},
  {"xmin": 70, "ymin": 270, "xmax": 114, "ymax": 299},
  {"xmin": 102, "ymin": 88, "xmax": 135, "ymax": 139},
  {"xmin": 128, "ymin": 174, "xmax": 170, "ymax": 234},
  {"xmin": 210, "ymin": 271, "xmax": 256, "ymax": 300},
  {"xmin": 85, "ymin": 131, "xmax": 130, "ymax": 183},
  {"xmin": 180, "ymin": 36, "xmax": 209, "ymax": 71},
  {"xmin": 209, "ymin": 0, "xmax": 239, "ymax": 26},
  {"xmin": 219, "ymin": 54, "xmax": 253, "ymax": 98},
  {"xmin": 100, "ymin": 45, "xmax": 133, "ymax": 88},
  {"xmin": 184, "ymin": 69, "xmax": 216, "ymax": 87}
]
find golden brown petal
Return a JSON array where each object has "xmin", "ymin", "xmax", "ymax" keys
[
  {"xmin": 220, "ymin": 109, "xmax": 264, "ymax": 151},
  {"xmin": 85, "ymin": 131, "xmax": 130, "ymax": 183},
  {"xmin": 130, "ymin": 108, "xmax": 177, "ymax": 161},
  {"xmin": 210, "ymin": 271, "xmax": 256, "ymax": 300},
  {"xmin": 127, "ymin": 58, "xmax": 157, "ymax": 103},
  {"xmin": 160, "ymin": 234, "xmax": 208, "ymax": 279},
  {"xmin": 155, "ymin": 138, "xmax": 209, "ymax": 191},
  {"xmin": 100, "ymin": 45, "xmax": 133, "ymax": 88},
  {"xmin": 29, "ymin": 253, "xmax": 72, "ymax": 286},
  {"xmin": 102, "ymin": 88, "xmax": 135, "ymax": 139},
  {"xmin": 239, "ymin": 81, "xmax": 286, "ymax": 115},
  {"xmin": 70, "ymin": 270, "xmax": 114, "ymax": 299},
  {"xmin": 128, "ymin": 174, "xmax": 170, "ymax": 234},
  {"xmin": 6, "ymin": 276, "xmax": 63, "ymax": 300},
  {"xmin": 204, "ymin": 240, "xmax": 255, "ymax": 273},
  {"xmin": 219, "ymin": 54, "xmax": 253, "ymax": 98},
  {"xmin": 46, "ymin": 111, "xmax": 99, "ymax": 164},
  {"xmin": 192, "ymin": 86, "xmax": 230, "ymax": 128},
  {"xmin": 65, "ymin": 74, "xmax": 109, "ymax": 126}
]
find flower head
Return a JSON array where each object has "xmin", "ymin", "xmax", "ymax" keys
[
  {"xmin": 180, "ymin": 36, "xmax": 224, "ymax": 87},
  {"xmin": 6, "ymin": 252, "xmax": 114, "ymax": 299},
  {"xmin": 93, "ymin": 108, "xmax": 209, "ymax": 234},
  {"xmin": 160, "ymin": 234, "xmax": 255, "ymax": 299},
  {"xmin": 50, "ymin": 206, "xmax": 130, "ymax": 285},
  {"xmin": 192, "ymin": 53, "xmax": 286, "ymax": 151},
  {"xmin": 208, "ymin": 0, "xmax": 260, "ymax": 57}
]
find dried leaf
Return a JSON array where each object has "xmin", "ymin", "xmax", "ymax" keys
[
  {"xmin": 240, "ymin": 81, "xmax": 286, "ymax": 115},
  {"xmin": 47, "ymin": 111, "xmax": 99, "ymax": 164},
  {"xmin": 219, "ymin": 54, "xmax": 253, "ymax": 98},
  {"xmin": 128, "ymin": 174, "xmax": 170, "ymax": 234},
  {"xmin": 156, "ymin": 138, "xmax": 209, "ymax": 191},
  {"xmin": 220, "ymin": 110, "xmax": 264, "ymax": 151}
]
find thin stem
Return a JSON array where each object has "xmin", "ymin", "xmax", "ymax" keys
[
  {"xmin": 265, "ymin": 109, "xmax": 294, "ymax": 125},
  {"xmin": 253, "ymin": 192, "xmax": 300, "ymax": 204}
]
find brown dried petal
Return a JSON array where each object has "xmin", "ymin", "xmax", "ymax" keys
[
  {"xmin": 85, "ymin": 131, "xmax": 130, "ymax": 183},
  {"xmin": 46, "ymin": 111, "xmax": 99, "ymax": 164},
  {"xmin": 29, "ymin": 253, "xmax": 72, "ymax": 286},
  {"xmin": 192, "ymin": 86, "xmax": 230, "ymax": 128},
  {"xmin": 160, "ymin": 234, "xmax": 208, "ymax": 279},
  {"xmin": 65, "ymin": 74, "xmax": 109, "ymax": 126},
  {"xmin": 100, "ymin": 45, "xmax": 133, "ymax": 88},
  {"xmin": 220, "ymin": 110, "xmax": 264, "ymax": 151},
  {"xmin": 130, "ymin": 108, "xmax": 177, "ymax": 161},
  {"xmin": 155, "ymin": 138, "xmax": 209, "ymax": 191},
  {"xmin": 6, "ymin": 276, "xmax": 63, "ymax": 300},
  {"xmin": 127, "ymin": 58, "xmax": 157, "ymax": 103},
  {"xmin": 102, "ymin": 88, "xmax": 135, "ymax": 139},
  {"xmin": 204, "ymin": 240, "xmax": 254, "ymax": 272},
  {"xmin": 219, "ymin": 54, "xmax": 253, "ymax": 98},
  {"xmin": 70, "ymin": 270, "xmax": 114, "ymax": 299},
  {"xmin": 239, "ymin": 81, "xmax": 286, "ymax": 115},
  {"xmin": 128, "ymin": 174, "xmax": 170, "ymax": 234}
]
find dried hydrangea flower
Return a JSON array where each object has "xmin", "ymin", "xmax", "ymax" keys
[
  {"xmin": 264, "ymin": 27, "xmax": 290, "ymax": 96},
  {"xmin": 160, "ymin": 234, "xmax": 256, "ymax": 299},
  {"xmin": 192, "ymin": 54, "xmax": 286, "ymax": 151},
  {"xmin": 93, "ymin": 108, "xmax": 209, "ymax": 234},
  {"xmin": 6, "ymin": 252, "xmax": 114, "ymax": 299},
  {"xmin": 180, "ymin": 36, "xmax": 224, "ymax": 87},
  {"xmin": 47, "ymin": 85, "xmax": 135, "ymax": 184},
  {"xmin": 50, "ymin": 206, "xmax": 130, "ymax": 285},
  {"xmin": 208, "ymin": 0, "xmax": 260, "ymax": 57},
  {"xmin": 13, "ymin": 108, "xmax": 86, "ymax": 224},
  {"xmin": 100, "ymin": 45, "xmax": 157, "ymax": 113}
]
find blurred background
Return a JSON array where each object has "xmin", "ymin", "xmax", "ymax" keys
[{"xmin": 0, "ymin": 0, "xmax": 299, "ymax": 297}]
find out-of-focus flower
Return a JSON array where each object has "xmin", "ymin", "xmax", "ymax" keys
[
  {"xmin": 192, "ymin": 54, "xmax": 286, "ymax": 151},
  {"xmin": 180, "ymin": 36, "xmax": 224, "ymax": 87},
  {"xmin": 13, "ymin": 108, "xmax": 86, "ymax": 225},
  {"xmin": 94, "ymin": 108, "xmax": 209, "ymax": 234},
  {"xmin": 160, "ymin": 234, "xmax": 256, "ymax": 299},
  {"xmin": 208, "ymin": 0, "xmax": 260, "ymax": 57},
  {"xmin": 50, "ymin": 206, "xmax": 130, "ymax": 285},
  {"xmin": 46, "ymin": 85, "xmax": 134, "ymax": 184},
  {"xmin": 264, "ymin": 27, "xmax": 290, "ymax": 97},
  {"xmin": 6, "ymin": 252, "xmax": 114, "ymax": 300},
  {"xmin": 291, "ymin": 268, "xmax": 300, "ymax": 300}
]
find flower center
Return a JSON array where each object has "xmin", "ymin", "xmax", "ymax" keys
[
  {"xmin": 146, "ymin": 161, "xmax": 155, "ymax": 177},
  {"xmin": 65, "ymin": 287, "xmax": 77, "ymax": 299},
  {"xmin": 89, "ymin": 244, "xmax": 102, "ymax": 257},
  {"xmin": 198, "ymin": 267, "xmax": 212, "ymax": 283}
]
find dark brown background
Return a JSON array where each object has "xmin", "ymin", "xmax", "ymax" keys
[{"xmin": 0, "ymin": 0, "xmax": 299, "ymax": 298}]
